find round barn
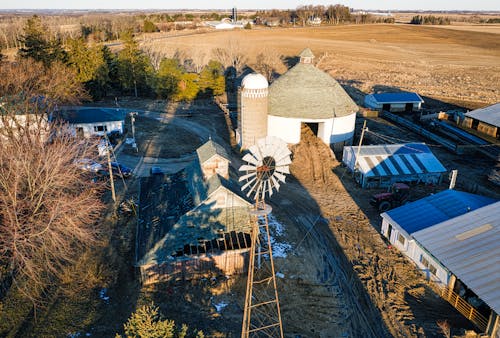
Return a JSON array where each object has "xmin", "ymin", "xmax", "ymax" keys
[{"xmin": 238, "ymin": 48, "xmax": 359, "ymax": 151}]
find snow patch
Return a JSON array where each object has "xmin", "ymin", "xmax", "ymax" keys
[
  {"xmin": 259, "ymin": 214, "xmax": 292, "ymax": 258},
  {"xmin": 213, "ymin": 301, "xmax": 228, "ymax": 312},
  {"xmin": 99, "ymin": 288, "xmax": 110, "ymax": 303}
]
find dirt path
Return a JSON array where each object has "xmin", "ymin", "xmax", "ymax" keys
[{"xmin": 280, "ymin": 126, "xmax": 478, "ymax": 337}]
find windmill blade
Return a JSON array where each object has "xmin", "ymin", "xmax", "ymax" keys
[
  {"xmin": 274, "ymin": 148, "xmax": 292, "ymax": 162},
  {"xmin": 239, "ymin": 164, "xmax": 257, "ymax": 172},
  {"xmin": 268, "ymin": 180, "xmax": 274, "ymax": 197},
  {"xmin": 275, "ymin": 166, "xmax": 290, "ymax": 174},
  {"xmin": 273, "ymin": 148, "xmax": 292, "ymax": 162},
  {"xmin": 242, "ymin": 153, "xmax": 259, "ymax": 166},
  {"xmin": 274, "ymin": 172, "xmax": 287, "ymax": 183},
  {"xmin": 270, "ymin": 175, "xmax": 281, "ymax": 191},
  {"xmin": 275, "ymin": 157, "xmax": 292, "ymax": 168},
  {"xmin": 239, "ymin": 172, "xmax": 257, "ymax": 182},
  {"xmin": 246, "ymin": 179, "xmax": 260, "ymax": 197},
  {"xmin": 248, "ymin": 145, "xmax": 263, "ymax": 161},
  {"xmin": 241, "ymin": 177, "xmax": 257, "ymax": 191},
  {"xmin": 260, "ymin": 180, "xmax": 267, "ymax": 200}
]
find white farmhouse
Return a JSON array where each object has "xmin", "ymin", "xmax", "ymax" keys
[{"xmin": 58, "ymin": 107, "xmax": 125, "ymax": 138}]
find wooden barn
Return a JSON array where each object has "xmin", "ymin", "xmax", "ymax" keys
[
  {"xmin": 380, "ymin": 190, "xmax": 499, "ymax": 336},
  {"xmin": 364, "ymin": 92, "xmax": 424, "ymax": 112},
  {"xmin": 196, "ymin": 138, "xmax": 230, "ymax": 179},
  {"xmin": 463, "ymin": 102, "xmax": 500, "ymax": 139},
  {"xmin": 342, "ymin": 143, "xmax": 446, "ymax": 188},
  {"xmin": 136, "ymin": 139, "xmax": 253, "ymax": 285}
]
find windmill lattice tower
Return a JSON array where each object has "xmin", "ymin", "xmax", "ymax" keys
[{"xmin": 239, "ymin": 136, "xmax": 292, "ymax": 338}]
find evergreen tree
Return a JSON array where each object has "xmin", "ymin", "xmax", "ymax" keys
[
  {"xmin": 117, "ymin": 31, "xmax": 153, "ymax": 97},
  {"xmin": 143, "ymin": 19, "xmax": 159, "ymax": 33},
  {"xmin": 18, "ymin": 15, "xmax": 67, "ymax": 66},
  {"xmin": 154, "ymin": 58, "xmax": 182, "ymax": 99},
  {"xmin": 198, "ymin": 60, "xmax": 225, "ymax": 96},
  {"xmin": 175, "ymin": 73, "xmax": 200, "ymax": 101},
  {"xmin": 66, "ymin": 38, "xmax": 110, "ymax": 99},
  {"xmin": 117, "ymin": 304, "xmax": 203, "ymax": 338}
]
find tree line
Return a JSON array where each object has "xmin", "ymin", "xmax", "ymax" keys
[
  {"xmin": 13, "ymin": 15, "xmax": 226, "ymax": 101},
  {"xmin": 410, "ymin": 15, "xmax": 451, "ymax": 25},
  {"xmin": 0, "ymin": 5, "xmax": 397, "ymax": 50}
]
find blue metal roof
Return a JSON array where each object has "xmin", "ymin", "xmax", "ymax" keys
[
  {"xmin": 57, "ymin": 107, "xmax": 125, "ymax": 124},
  {"xmin": 370, "ymin": 92, "xmax": 423, "ymax": 104},
  {"xmin": 382, "ymin": 190, "xmax": 497, "ymax": 235}
]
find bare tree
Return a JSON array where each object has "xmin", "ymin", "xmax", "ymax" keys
[
  {"xmin": 189, "ymin": 48, "xmax": 209, "ymax": 73},
  {"xmin": 0, "ymin": 59, "xmax": 102, "ymax": 304},
  {"xmin": 212, "ymin": 39, "xmax": 248, "ymax": 75},
  {"xmin": 436, "ymin": 320, "xmax": 451, "ymax": 338},
  {"xmin": 253, "ymin": 48, "xmax": 284, "ymax": 83}
]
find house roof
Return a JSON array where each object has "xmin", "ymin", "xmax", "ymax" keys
[
  {"xmin": 196, "ymin": 139, "xmax": 230, "ymax": 164},
  {"xmin": 413, "ymin": 201, "xmax": 500, "ymax": 314},
  {"xmin": 58, "ymin": 107, "xmax": 125, "ymax": 124},
  {"xmin": 345, "ymin": 143, "xmax": 446, "ymax": 177},
  {"xmin": 268, "ymin": 61, "xmax": 358, "ymax": 119},
  {"xmin": 137, "ymin": 206, "xmax": 251, "ymax": 266},
  {"xmin": 381, "ymin": 189, "xmax": 497, "ymax": 235},
  {"xmin": 368, "ymin": 92, "xmax": 424, "ymax": 104},
  {"xmin": 465, "ymin": 102, "xmax": 500, "ymax": 127}
]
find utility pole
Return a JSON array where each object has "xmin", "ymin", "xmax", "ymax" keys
[
  {"xmin": 130, "ymin": 112, "xmax": 138, "ymax": 152},
  {"xmin": 353, "ymin": 120, "xmax": 367, "ymax": 176},
  {"xmin": 106, "ymin": 139, "xmax": 116, "ymax": 203}
]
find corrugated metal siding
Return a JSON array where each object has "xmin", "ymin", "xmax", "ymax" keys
[
  {"xmin": 465, "ymin": 102, "xmax": 500, "ymax": 127},
  {"xmin": 382, "ymin": 190, "xmax": 496, "ymax": 234},
  {"xmin": 353, "ymin": 143, "xmax": 446, "ymax": 178},
  {"xmin": 413, "ymin": 202, "xmax": 500, "ymax": 314}
]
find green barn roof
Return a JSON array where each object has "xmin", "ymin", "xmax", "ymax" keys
[
  {"xmin": 196, "ymin": 139, "xmax": 230, "ymax": 164},
  {"xmin": 138, "ymin": 206, "xmax": 252, "ymax": 266},
  {"xmin": 268, "ymin": 52, "xmax": 358, "ymax": 119}
]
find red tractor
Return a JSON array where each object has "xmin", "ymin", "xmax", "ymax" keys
[{"xmin": 370, "ymin": 183, "xmax": 410, "ymax": 212}]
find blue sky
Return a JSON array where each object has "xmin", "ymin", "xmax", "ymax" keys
[{"xmin": 1, "ymin": 0, "xmax": 499, "ymax": 11}]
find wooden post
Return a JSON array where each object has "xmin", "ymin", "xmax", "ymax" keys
[
  {"xmin": 106, "ymin": 140, "xmax": 116, "ymax": 203},
  {"xmin": 353, "ymin": 120, "xmax": 367, "ymax": 182}
]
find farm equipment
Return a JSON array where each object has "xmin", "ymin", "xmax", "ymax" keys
[{"xmin": 370, "ymin": 183, "xmax": 410, "ymax": 212}]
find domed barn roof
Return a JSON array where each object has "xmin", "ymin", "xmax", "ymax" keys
[
  {"xmin": 268, "ymin": 49, "xmax": 358, "ymax": 119},
  {"xmin": 241, "ymin": 73, "xmax": 268, "ymax": 90}
]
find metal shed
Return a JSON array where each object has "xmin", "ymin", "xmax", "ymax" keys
[
  {"xmin": 463, "ymin": 102, "xmax": 500, "ymax": 139},
  {"xmin": 342, "ymin": 143, "xmax": 446, "ymax": 188},
  {"xmin": 364, "ymin": 92, "xmax": 424, "ymax": 112},
  {"xmin": 380, "ymin": 192, "xmax": 499, "ymax": 335}
]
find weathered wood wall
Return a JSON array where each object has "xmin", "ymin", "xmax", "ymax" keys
[{"xmin": 140, "ymin": 249, "xmax": 249, "ymax": 285}]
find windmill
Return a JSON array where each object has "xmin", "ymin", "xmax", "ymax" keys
[{"xmin": 239, "ymin": 136, "xmax": 291, "ymax": 338}]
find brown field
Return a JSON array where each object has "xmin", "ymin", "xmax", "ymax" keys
[
  {"xmin": 142, "ymin": 24, "xmax": 500, "ymax": 109},
  {"xmin": 421, "ymin": 24, "xmax": 500, "ymax": 34}
]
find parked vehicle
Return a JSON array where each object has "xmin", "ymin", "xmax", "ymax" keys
[
  {"xmin": 110, "ymin": 162, "xmax": 132, "ymax": 178},
  {"xmin": 150, "ymin": 166, "xmax": 164, "ymax": 176},
  {"xmin": 74, "ymin": 158, "xmax": 103, "ymax": 172},
  {"xmin": 370, "ymin": 183, "xmax": 410, "ymax": 212}
]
